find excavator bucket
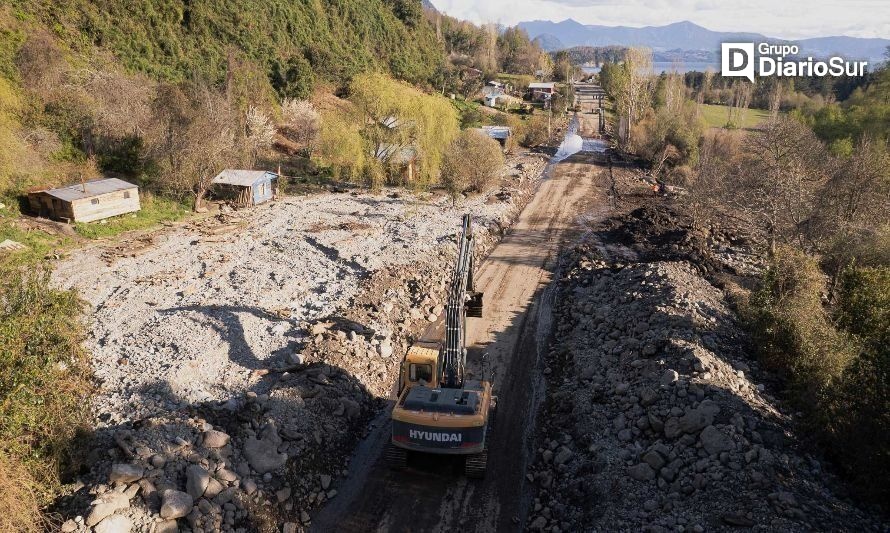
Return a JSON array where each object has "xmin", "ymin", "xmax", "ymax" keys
[{"xmin": 466, "ymin": 291, "xmax": 483, "ymax": 318}]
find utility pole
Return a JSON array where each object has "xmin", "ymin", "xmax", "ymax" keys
[{"xmin": 546, "ymin": 98, "xmax": 551, "ymax": 139}]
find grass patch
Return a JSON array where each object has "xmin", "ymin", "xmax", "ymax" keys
[
  {"xmin": 0, "ymin": 263, "xmax": 92, "ymax": 530},
  {"xmin": 0, "ymin": 454, "xmax": 43, "ymax": 533},
  {"xmin": 699, "ymin": 104, "xmax": 772, "ymax": 129},
  {"xmin": 73, "ymin": 193, "xmax": 189, "ymax": 239},
  {"xmin": 452, "ymin": 97, "xmax": 485, "ymax": 128},
  {"xmin": 0, "ymin": 222, "xmax": 73, "ymax": 266}
]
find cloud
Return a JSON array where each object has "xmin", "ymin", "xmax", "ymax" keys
[{"xmin": 432, "ymin": 0, "xmax": 890, "ymax": 39}]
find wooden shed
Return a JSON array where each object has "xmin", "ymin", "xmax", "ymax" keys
[
  {"xmin": 211, "ymin": 170, "xmax": 278, "ymax": 206},
  {"xmin": 28, "ymin": 178, "xmax": 141, "ymax": 223}
]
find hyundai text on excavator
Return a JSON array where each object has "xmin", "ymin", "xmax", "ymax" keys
[{"xmin": 385, "ymin": 214, "xmax": 496, "ymax": 478}]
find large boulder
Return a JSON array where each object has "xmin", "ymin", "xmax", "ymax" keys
[
  {"xmin": 202, "ymin": 429, "xmax": 230, "ymax": 448},
  {"xmin": 160, "ymin": 490, "xmax": 193, "ymax": 520},
  {"xmin": 243, "ymin": 423, "xmax": 288, "ymax": 474},
  {"xmin": 108, "ymin": 463, "xmax": 144, "ymax": 484},
  {"xmin": 665, "ymin": 400, "xmax": 720, "ymax": 438},
  {"xmin": 186, "ymin": 464, "xmax": 210, "ymax": 499},
  {"xmin": 628, "ymin": 463, "xmax": 656, "ymax": 481},
  {"xmin": 86, "ymin": 493, "xmax": 130, "ymax": 527},
  {"xmin": 700, "ymin": 425, "xmax": 734, "ymax": 455},
  {"xmin": 94, "ymin": 514, "xmax": 133, "ymax": 533}
]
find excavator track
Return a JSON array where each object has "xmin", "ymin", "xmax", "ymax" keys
[
  {"xmin": 384, "ymin": 443, "xmax": 408, "ymax": 470},
  {"xmin": 464, "ymin": 449, "xmax": 488, "ymax": 478}
]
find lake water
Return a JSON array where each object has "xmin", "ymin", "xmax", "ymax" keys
[{"xmin": 582, "ymin": 62, "xmax": 718, "ymax": 74}]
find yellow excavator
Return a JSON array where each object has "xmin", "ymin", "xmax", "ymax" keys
[{"xmin": 385, "ymin": 214, "xmax": 495, "ymax": 478}]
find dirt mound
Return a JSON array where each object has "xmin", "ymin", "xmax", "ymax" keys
[{"xmin": 599, "ymin": 204, "xmax": 761, "ymax": 277}]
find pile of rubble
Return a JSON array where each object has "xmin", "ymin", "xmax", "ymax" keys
[
  {"xmin": 57, "ymin": 375, "xmax": 372, "ymax": 533},
  {"xmin": 52, "ymin": 154, "xmax": 549, "ymax": 532},
  {"xmin": 525, "ymin": 239, "xmax": 884, "ymax": 531}
]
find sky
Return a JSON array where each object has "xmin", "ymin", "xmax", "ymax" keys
[{"xmin": 429, "ymin": 0, "xmax": 890, "ymax": 40}]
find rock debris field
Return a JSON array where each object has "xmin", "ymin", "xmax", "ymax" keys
[
  {"xmin": 525, "ymin": 205, "xmax": 885, "ymax": 532},
  {"xmin": 51, "ymin": 154, "xmax": 548, "ymax": 533}
]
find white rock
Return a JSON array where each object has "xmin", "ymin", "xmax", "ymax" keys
[
  {"xmin": 160, "ymin": 490, "xmax": 193, "ymax": 520},
  {"xmin": 378, "ymin": 341, "xmax": 393, "ymax": 358},
  {"xmin": 94, "ymin": 514, "xmax": 132, "ymax": 533},
  {"xmin": 86, "ymin": 493, "xmax": 130, "ymax": 527}
]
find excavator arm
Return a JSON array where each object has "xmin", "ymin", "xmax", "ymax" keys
[{"xmin": 439, "ymin": 214, "xmax": 483, "ymax": 389}]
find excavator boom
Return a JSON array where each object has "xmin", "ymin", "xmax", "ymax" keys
[{"xmin": 440, "ymin": 214, "xmax": 477, "ymax": 389}]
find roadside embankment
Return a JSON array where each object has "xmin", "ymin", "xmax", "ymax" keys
[{"xmin": 525, "ymin": 204, "xmax": 885, "ymax": 532}]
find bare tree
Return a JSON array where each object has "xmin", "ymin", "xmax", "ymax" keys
[
  {"xmin": 441, "ymin": 130, "xmax": 505, "ymax": 205},
  {"xmin": 733, "ymin": 117, "xmax": 828, "ymax": 253},
  {"xmin": 769, "ymin": 81, "xmax": 783, "ymax": 119},
  {"xmin": 686, "ymin": 129, "xmax": 742, "ymax": 228},
  {"xmin": 145, "ymin": 83, "xmax": 238, "ymax": 210},
  {"xmin": 609, "ymin": 47, "xmax": 653, "ymax": 146},
  {"xmin": 279, "ymin": 98, "xmax": 320, "ymax": 154},
  {"xmin": 811, "ymin": 136, "xmax": 890, "ymax": 272},
  {"xmin": 697, "ymin": 70, "xmax": 713, "ymax": 105},
  {"xmin": 245, "ymin": 106, "xmax": 275, "ymax": 167},
  {"xmin": 727, "ymin": 80, "xmax": 752, "ymax": 127}
]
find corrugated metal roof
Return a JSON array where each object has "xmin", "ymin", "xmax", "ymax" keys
[
  {"xmin": 42, "ymin": 178, "xmax": 138, "ymax": 202},
  {"xmin": 212, "ymin": 169, "xmax": 278, "ymax": 187},
  {"xmin": 480, "ymin": 126, "xmax": 512, "ymax": 140},
  {"xmin": 528, "ymin": 82, "xmax": 556, "ymax": 89},
  {"xmin": 373, "ymin": 144, "xmax": 416, "ymax": 165}
]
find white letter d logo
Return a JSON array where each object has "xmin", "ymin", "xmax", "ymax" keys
[{"xmin": 722, "ymin": 43, "xmax": 755, "ymax": 83}]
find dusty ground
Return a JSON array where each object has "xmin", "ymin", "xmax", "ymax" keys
[{"xmin": 53, "ymin": 155, "xmax": 545, "ymax": 426}]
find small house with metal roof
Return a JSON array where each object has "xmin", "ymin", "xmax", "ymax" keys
[
  {"xmin": 528, "ymin": 82, "xmax": 557, "ymax": 101},
  {"xmin": 372, "ymin": 144, "xmax": 418, "ymax": 183},
  {"xmin": 27, "ymin": 178, "xmax": 140, "ymax": 223},
  {"xmin": 211, "ymin": 170, "xmax": 278, "ymax": 206},
  {"xmin": 478, "ymin": 126, "xmax": 513, "ymax": 148}
]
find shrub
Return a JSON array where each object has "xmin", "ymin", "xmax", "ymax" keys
[
  {"xmin": 0, "ymin": 263, "xmax": 91, "ymax": 528},
  {"xmin": 441, "ymin": 129, "xmax": 504, "ymax": 204},
  {"xmin": 313, "ymin": 109, "xmax": 367, "ymax": 183},
  {"xmin": 745, "ymin": 246, "xmax": 855, "ymax": 400},
  {"xmin": 825, "ymin": 266, "xmax": 890, "ymax": 501},
  {"xmin": 519, "ymin": 113, "xmax": 549, "ymax": 147},
  {"xmin": 744, "ymin": 250, "xmax": 890, "ymax": 504},
  {"xmin": 0, "ymin": 453, "xmax": 43, "ymax": 533}
]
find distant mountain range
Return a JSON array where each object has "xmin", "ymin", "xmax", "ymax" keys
[{"xmin": 518, "ymin": 20, "xmax": 890, "ymax": 62}]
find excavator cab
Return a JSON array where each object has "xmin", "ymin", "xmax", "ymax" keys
[{"xmin": 398, "ymin": 345, "xmax": 439, "ymax": 394}]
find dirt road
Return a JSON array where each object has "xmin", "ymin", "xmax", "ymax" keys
[{"xmin": 311, "ymin": 113, "xmax": 612, "ymax": 532}]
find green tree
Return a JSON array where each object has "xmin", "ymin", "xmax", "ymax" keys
[
  {"xmin": 441, "ymin": 129, "xmax": 504, "ymax": 204},
  {"xmin": 271, "ymin": 55, "xmax": 314, "ymax": 100},
  {"xmin": 349, "ymin": 73, "xmax": 458, "ymax": 187}
]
